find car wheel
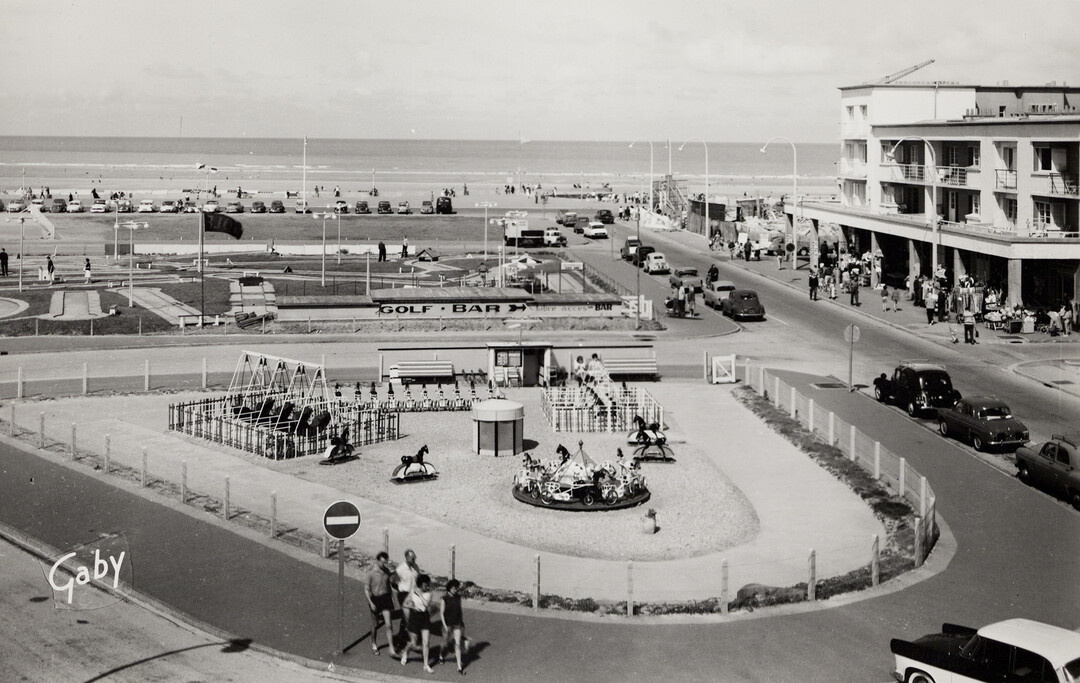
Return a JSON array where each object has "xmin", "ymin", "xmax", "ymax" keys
[
  {"xmin": 906, "ymin": 672, "xmax": 936, "ymax": 683},
  {"xmin": 972, "ymin": 435, "xmax": 984, "ymax": 451},
  {"xmin": 1070, "ymin": 489, "xmax": 1080, "ymax": 511},
  {"xmin": 938, "ymin": 420, "xmax": 948, "ymax": 437},
  {"xmin": 874, "ymin": 386, "xmax": 885, "ymax": 402},
  {"xmin": 1017, "ymin": 463, "xmax": 1031, "ymax": 483},
  {"xmin": 906, "ymin": 401, "xmax": 918, "ymax": 417}
]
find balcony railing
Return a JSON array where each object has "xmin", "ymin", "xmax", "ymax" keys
[
  {"xmin": 1048, "ymin": 172, "xmax": 1079, "ymax": 196},
  {"xmin": 938, "ymin": 167, "xmax": 969, "ymax": 187},
  {"xmin": 885, "ymin": 164, "xmax": 926, "ymax": 183},
  {"xmin": 995, "ymin": 169, "xmax": 1017, "ymax": 190},
  {"xmin": 1027, "ymin": 218, "xmax": 1078, "ymax": 237},
  {"xmin": 840, "ymin": 159, "xmax": 867, "ymax": 178}
]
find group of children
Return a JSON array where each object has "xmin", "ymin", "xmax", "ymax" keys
[{"xmin": 365, "ymin": 548, "xmax": 470, "ymax": 675}]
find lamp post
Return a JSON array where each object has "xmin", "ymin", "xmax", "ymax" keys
[
  {"xmin": 629, "ymin": 141, "xmax": 654, "ymax": 213},
  {"xmin": 122, "ymin": 220, "xmax": 148, "ymax": 307},
  {"xmin": 760, "ymin": 136, "xmax": 798, "ymax": 264},
  {"xmin": 314, "ymin": 212, "xmax": 337, "ymax": 287},
  {"xmin": 476, "ymin": 201, "xmax": 497, "ymax": 262},
  {"xmin": 6, "ymin": 214, "xmax": 26, "ymax": 291},
  {"xmin": 886, "ymin": 136, "xmax": 939, "ymax": 277},
  {"xmin": 678, "ymin": 139, "xmax": 709, "ymax": 239}
]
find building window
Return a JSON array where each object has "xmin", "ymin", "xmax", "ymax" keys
[
  {"xmin": 1035, "ymin": 147, "xmax": 1053, "ymax": 172},
  {"xmin": 859, "ymin": 104, "xmax": 867, "ymax": 121},
  {"xmin": 1035, "ymin": 200, "xmax": 1052, "ymax": 226},
  {"xmin": 1002, "ymin": 146, "xmax": 1015, "ymax": 170},
  {"xmin": 969, "ymin": 193, "xmax": 980, "ymax": 216},
  {"xmin": 846, "ymin": 106, "xmax": 854, "ymax": 121},
  {"xmin": 968, "ymin": 144, "xmax": 980, "ymax": 167},
  {"xmin": 1004, "ymin": 198, "xmax": 1017, "ymax": 222}
]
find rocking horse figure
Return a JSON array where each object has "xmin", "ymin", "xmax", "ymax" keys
[
  {"xmin": 629, "ymin": 417, "xmax": 675, "ymax": 463},
  {"xmin": 628, "ymin": 415, "xmax": 666, "ymax": 445},
  {"xmin": 319, "ymin": 425, "xmax": 357, "ymax": 465},
  {"xmin": 391, "ymin": 444, "xmax": 438, "ymax": 483}
]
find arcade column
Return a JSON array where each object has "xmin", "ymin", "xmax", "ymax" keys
[
  {"xmin": 953, "ymin": 249, "xmax": 968, "ymax": 283},
  {"xmin": 1007, "ymin": 259, "xmax": 1023, "ymax": 309},
  {"xmin": 907, "ymin": 239, "xmax": 922, "ymax": 293},
  {"xmin": 809, "ymin": 217, "xmax": 820, "ymax": 270},
  {"xmin": 869, "ymin": 232, "xmax": 880, "ymax": 288}
]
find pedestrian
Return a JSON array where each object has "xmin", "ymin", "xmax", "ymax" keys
[
  {"xmin": 891, "ymin": 286, "xmax": 902, "ymax": 311},
  {"xmin": 83, "ymin": 258, "xmax": 92, "ymax": 284},
  {"xmin": 438, "ymin": 578, "xmax": 469, "ymax": 675},
  {"xmin": 743, "ymin": 241, "xmax": 752, "ymax": 262},
  {"xmin": 46, "ymin": 256, "xmax": 55, "ymax": 282},
  {"xmin": 366, "ymin": 551, "xmax": 399, "ymax": 657},
  {"xmin": 400, "ymin": 573, "xmax": 435, "ymax": 673},
  {"xmin": 378, "ymin": 241, "xmax": 386, "ymax": 262},
  {"xmin": 849, "ymin": 268, "xmax": 860, "ymax": 306},
  {"xmin": 963, "ymin": 307, "xmax": 977, "ymax": 344},
  {"xmin": 686, "ymin": 285, "xmax": 696, "ymax": 316},
  {"xmin": 394, "ymin": 549, "xmax": 421, "ymax": 641},
  {"xmin": 0, "ymin": 248, "xmax": 8, "ymax": 277},
  {"xmin": 1063, "ymin": 305, "xmax": 1073, "ymax": 336},
  {"xmin": 881, "ymin": 285, "xmax": 890, "ymax": 312},
  {"xmin": 925, "ymin": 287, "xmax": 938, "ymax": 325},
  {"xmin": 401, "ymin": 237, "xmax": 409, "ymax": 259},
  {"xmin": 808, "ymin": 269, "xmax": 819, "ymax": 301},
  {"xmin": 776, "ymin": 250, "xmax": 784, "ymax": 270}
]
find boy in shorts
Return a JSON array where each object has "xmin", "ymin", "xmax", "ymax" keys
[
  {"xmin": 365, "ymin": 551, "xmax": 398, "ymax": 656},
  {"xmin": 439, "ymin": 579, "xmax": 470, "ymax": 675}
]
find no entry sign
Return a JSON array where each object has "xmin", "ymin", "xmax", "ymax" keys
[{"xmin": 323, "ymin": 501, "xmax": 361, "ymax": 540}]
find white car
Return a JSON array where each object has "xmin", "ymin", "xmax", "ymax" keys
[
  {"xmin": 584, "ymin": 221, "xmax": 608, "ymax": 239},
  {"xmin": 7, "ymin": 198, "xmax": 26, "ymax": 212},
  {"xmin": 643, "ymin": 252, "xmax": 669, "ymax": 274},
  {"xmin": 67, "ymin": 200, "xmax": 83, "ymax": 213},
  {"xmin": 30, "ymin": 198, "xmax": 44, "ymax": 211},
  {"xmin": 90, "ymin": 199, "xmax": 108, "ymax": 213},
  {"xmin": 397, "ymin": 201, "xmax": 411, "ymax": 214},
  {"xmin": 202, "ymin": 200, "xmax": 220, "ymax": 213},
  {"xmin": 137, "ymin": 199, "xmax": 156, "ymax": 213},
  {"xmin": 159, "ymin": 200, "xmax": 179, "ymax": 213}
]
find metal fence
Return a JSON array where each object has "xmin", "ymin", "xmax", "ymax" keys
[
  {"xmin": 168, "ymin": 397, "xmax": 400, "ymax": 459},
  {"xmin": 744, "ymin": 361, "xmax": 939, "ymax": 565},
  {"xmin": 540, "ymin": 385, "xmax": 663, "ymax": 433}
]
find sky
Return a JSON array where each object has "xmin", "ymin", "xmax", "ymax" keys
[{"xmin": 2, "ymin": 0, "xmax": 1079, "ymax": 143}]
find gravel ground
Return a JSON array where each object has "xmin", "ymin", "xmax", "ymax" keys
[{"xmin": 266, "ymin": 387, "xmax": 759, "ymax": 561}]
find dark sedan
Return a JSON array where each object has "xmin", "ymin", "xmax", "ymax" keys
[
  {"xmin": 937, "ymin": 397, "xmax": 1028, "ymax": 451},
  {"xmin": 720, "ymin": 290, "xmax": 766, "ymax": 321}
]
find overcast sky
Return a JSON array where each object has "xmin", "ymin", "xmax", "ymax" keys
[{"xmin": 3, "ymin": 0, "xmax": 1078, "ymax": 143}]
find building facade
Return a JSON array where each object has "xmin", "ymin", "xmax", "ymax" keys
[{"xmin": 798, "ymin": 79, "xmax": 1080, "ymax": 310}]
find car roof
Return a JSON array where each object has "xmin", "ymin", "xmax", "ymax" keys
[
  {"xmin": 715, "ymin": 280, "xmax": 736, "ymax": 289},
  {"xmin": 960, "ymin": 397, "xmax": 1010, "ymax": 410},
  {"xmin": 898, "ymin": 360, "xmax": 947, "ymax": 373},
  {"xmin": 648, "ymin": 252, "xmax": 664, "ymax": 258},
  {"xmin": 731, "ymin": 289, "xmax": 759, "ymax": 296},
  {"xmin": 977, "ymin": 619, "xmax": 1080, "ymax": 668},
  {"xmin": 1051, "ymin": 434, "xmax": 1080, "ymax": 448}
]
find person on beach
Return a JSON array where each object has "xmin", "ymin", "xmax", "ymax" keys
[
  {"xmin": 400, "ymin": 574, "xmax": 435, "ymax": 673},
  {"xmin": 366, "ymin": 551, "xmax": 398, "ymax": 657},
  {"xmin": 0, "ymin": 248, "xmax": 8, "ymax": 277},
  {"xmin": 395, "ymin": 549, "xmax": 421, "ymax": 640},
  {"xmin": 83, "ymin": 258, "xmax": 92, "ymax": 284},
  {"xmin": 401, "ymin": 237, "xmax": 409, "ymax": 259},
  {"xmin": 46, "ymin": 256, "xmax": 55, "ymax": 282},
  {"xmin": 439, "ymin": 579, "xmax": 469, "ymax": 675}
]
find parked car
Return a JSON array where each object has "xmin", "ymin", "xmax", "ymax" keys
[
  {"xmin": 633, "ymin": 245, "xmax": 656, "ymax": 267},
  {"xmin": 269, "ymin": 200, "xmax": 285, "ymax": 214},
  {"xmin": 159, "ymin": 200, "xmax": 180, "ymax": 213},
  {"xmin": 621, "ymin": 236, "xmax": 641, "ymax": 261},
  {"xmin": 874, "ymin": 361, "xmax": 961, "ymax": 417},
  {"xmin": 420, "ymin": 200, "xmax": 434, "ymax": 214},
  {"xmin": 89, "ymin": 199, "xmax": 108, "ymax": 213},
  {"xmin": 643, "ymin": 252, "xmax": 669, "ymax": 274},
  {"xmin": 8, "ymin": 198, "xmax": 27, "ymax": 212},
  {"xmin": 937, "ymin": 397, "xmax": 1028, "ymax": 451},
  {"xmin": 572, "ymin": 216, "xmax": 589, "ymax": 233},
  {"xmin": 31, "ymin": 198, "xmax": 45, "ymax": 211},
  {"xmin": 354, "ymin": 200, "xmax": 371, "ymax": 214},
  {"xmin": 137, "ymin": 199, "xmax": 156, "ymax": 213},
  {"xmin": 669, "ymin": 267, "xmax": 703, "ymax": 293},
  {"xmin": 435, "ymin": 196, "xmax": 454, "ymax": 214},
  {"xmin": 702, "ymin": 280, "xmax": 737, "ymax": 309},
  {"xmin": 295, "ymin": 199, "xmax": 310, "ymax": 214},
  {"xmin": 377, "ymin": 200, "xmax": 392, "ymax": 214},
  {"xmin": 1015, "ymin": 433, "xmax": 1080, "ymax": 509},
  {"xmin": 202, "ymin": 200, "xmax": 220, "ymax": 214},
  {"xmin": 116, "ymin": 199, "xmax": 133, "ymax": 213},
  {"xmin": 0, "ymin": 198, "xmax": 5, "ymax": 211},
  {"xmin": 543, "ymin": 227, "xmax": 567, "ymax": 247},
  {"xmin": 333, "ymin": 200, "xmax": 349, "ymax": 214},
  {"xmin": 51, "ymin": 198, "xmax": 67, "ymax": 213},
  {"xmin": 891, "ymin": 618, "xmax": 1080, "ymax": 683},
  {"xmin": 397, "ymin": 201, "xmax": 411, "ymax": 214},
  {"xmin": 183, "ymin": 201, "xmax": 200, "ymax": 213},
  {"xmin": 720, "ymin": 290, "xmax": 766, "ymax": 321},
  {"xmin": 225, "ymin": 201, "xmax": 244, "ymax": 213},
  {"xmin": 250, "ymin": 200, "xmax": 266, "ymax": 214},
  {"xmin": 67, "ymin": 200, "xmax": 83, "ymax": 213},
  {"xmin": 595, "ymin": 208, "xmax": 614, "ymax": 224},
  {"xmin": 555, "ymin": 210, "xmax": 576, "ymax": 226},
  {"xmin": 584, "ymin": 221, "xmax": 608, "ymax": 238}
]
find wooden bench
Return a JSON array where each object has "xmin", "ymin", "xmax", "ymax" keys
[
  {"xmin": 602, "ymin": 358, "xmax": 659, "ymax": 381},
  {"xmin": 390, "ymin": 360, "xmax": 455, "ymax": 384}
]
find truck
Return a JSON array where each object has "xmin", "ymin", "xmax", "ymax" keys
[
  {"xmin": 503, "ymin": 218, "xmax": 545, "ymax": 247},
  {"xmin": 621, "ymin": 236, "xmax": 641, "ymax": 261}
]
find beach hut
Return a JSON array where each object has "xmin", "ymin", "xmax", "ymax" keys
[{"xmin": 472, "ymin": 398, "xmax": 524, "ymax": 456}]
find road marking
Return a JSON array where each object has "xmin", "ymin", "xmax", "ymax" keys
[{"xmin": 768, "ymin": 313, "xmax": 789, "ymax": 326}]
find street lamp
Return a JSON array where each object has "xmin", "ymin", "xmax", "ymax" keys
[
  {"xmin": 122, "ymin": 220, "xmax": 148, "ymax": 307},
  {"xmin": 476, "ymin": 201, "xmax": 497, "ymax": 261},
  {"xmin": 760, "ymin": 136, "xmax": 798, "ymax": 265},
  {"xmin": 678, "ymin": 139, "xmax": 709, "ymax": 240},
  {"xmin": 6, "ymin": 214, "xmax": 26, "ymax": 292},
  {"xmin": 629, "ymin": 141, "xmax": 654, "ymax": 213},
  {"xmin": 313, "ymin": 212, "xmax": 337, "ymax": 287},
  {"xmin": 886, "ymin": 136, "xmax": 939, "ymax": 278}
]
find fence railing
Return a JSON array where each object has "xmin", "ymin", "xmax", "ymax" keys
[
  {"xmin": 743, "ymin": 361, "xmax": 939, "ymax": 566},
  {"xmin": 540, "ymin": 385, "xmax": 663, "ymax": 433}
]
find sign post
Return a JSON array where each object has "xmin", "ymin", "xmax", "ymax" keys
[
  {"xmin": 323, "ymin": 501, "xmax": 361, "ymax": 654},
  {"xmin": 844, "ymin": 324, "xmax": 860, "ymax": 391}
]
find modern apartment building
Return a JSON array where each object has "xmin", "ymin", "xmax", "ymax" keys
[{"xmin": 798, "ymin": 79, "xmax": 1080, "ymax": 309}]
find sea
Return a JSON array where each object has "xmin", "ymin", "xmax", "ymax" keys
[{"xmin": 0, "ymin": 136, "xmax": 839, "ymax": 199}]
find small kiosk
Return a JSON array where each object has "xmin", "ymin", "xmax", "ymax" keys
[
  {"xmin": 487, "ymin": 341, "xmax": 555, "ymax": 387},
  {"xmin": 472, "ymin": 398, "xmax": 524, "ymax": 456}
]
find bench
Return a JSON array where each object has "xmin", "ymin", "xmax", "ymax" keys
[
  {"xmin": 602, "ymin": 358, "xmax": 659, "ymax": 381},
  {"xmin": 389, "ymin": 360, "xmax": 455, "ymax": 385}
]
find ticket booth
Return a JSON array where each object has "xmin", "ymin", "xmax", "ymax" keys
[
  {"xmin": 472, "ymin": 399, "xmax": 524, "ymax": 456},
  {"xmin": 487, "ymin": 342, "xmax": 555, "ymax": 387}
]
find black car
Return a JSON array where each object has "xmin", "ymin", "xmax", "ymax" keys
[
  {"xmin": 633, "ymin": 245, "xmax": 656, "ymax": 267},
  {"xmin": 719, "ymin": 290, "xmax": 766, "ymax": 321},
  {"xmin": 435, "ymin": 197, "xmax": 454, "ymax": 214},
  {"xmin": 355, "ymin": 201, "xmax": 371, "ymax": 214},
  {"xmin": 937, "ymin": 397, "xmax": 1028, "ymax": 451},
  {"xmin": 595, "ymin": 209, "xmax": 614, "ymax": 224},
  {"xmin": 269, "ymin": 200, "xmax": 285, "ymax": 214},
  {"xmin": 874, "ymin": 361, "xmax": 961, "ymax": 417},
  {"xmin": 377, "ymin": 201, "xmax": 392, "ymax": 214},
  {"xmin": 251, "ymin": 200, "xmax": 267, "ymax": 213}
]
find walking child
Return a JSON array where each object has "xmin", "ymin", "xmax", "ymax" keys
[{"xmin": 439, "ymin": 579, "xmax": 469, "ymax": 675}]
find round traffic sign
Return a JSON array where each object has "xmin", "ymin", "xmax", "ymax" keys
[
  {"xmin": 323, "ymin": 501, "xmax": 361, "ymax": 540},
  {"xmin": 844, "ymin": 324, "xmax": 861, "ymax": 343}
]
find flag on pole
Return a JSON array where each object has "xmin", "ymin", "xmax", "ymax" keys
[{"xmin": 202, "ymin": 212, "xmax": 243, "ymax": 240}]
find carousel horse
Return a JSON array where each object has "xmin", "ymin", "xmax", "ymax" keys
[
  {"xmin": 319, "ymin": 425, "xmax": 356, "ymax": 465},
  {"xmin": 391, "ymin": 444, "xmax": 438, "ymax": 482}
]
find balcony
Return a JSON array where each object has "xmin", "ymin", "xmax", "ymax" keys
[
  {"xmin": 839, "ymin": 159, "xmax": 867, "ymax": 179},
  {"xmin": 995, "ymin": 169, "xmax": 1017, "ymax": 191},
  {"xmin": 938, "ymin": 166, "xmax": 971, "ymax": 187},
  {"xmin": 884, "ymin": 163, "xmax": 926, "ymax": 183},
  {"xmin": 1027, "ymin": 218, "xmax": 1078, "ymax": 238},
  {"xmin": 1049, "ymin": 172, "xmax": 1079, "ymax": 196}
]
